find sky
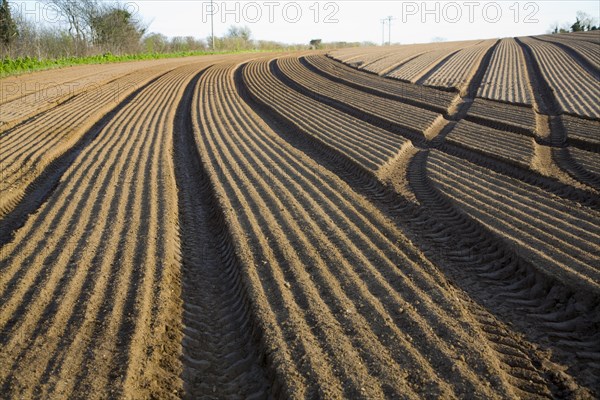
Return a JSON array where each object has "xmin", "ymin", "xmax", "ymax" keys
[{"xmin": 15, "ymin": 1, "xmax": 600, "ymax": 45}]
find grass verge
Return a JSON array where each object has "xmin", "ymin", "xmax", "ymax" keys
[{"xmin": 0, "ymin": 50, "xmax": 259, "ymax": 77}]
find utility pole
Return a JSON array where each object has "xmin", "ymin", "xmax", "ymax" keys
[
  {"xmin": 380, "ymin": 19, "xmax": 386, "ymax": 46},
  {"xmin": 211, "ymin": 0, "xmax": 215, "ymax": 50},
  {"xmin": 386, "ymin": 16, "xmax": 394, "ymax": 45}
]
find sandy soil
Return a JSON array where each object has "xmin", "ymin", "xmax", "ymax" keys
[{"xmin": 1, "ymin": 32, "xmax": 598, "ymax": 399}]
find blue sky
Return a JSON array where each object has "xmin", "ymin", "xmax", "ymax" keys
[{"xmin": 16, "ymin": 1, "xmax": 600, "ymax": 44}]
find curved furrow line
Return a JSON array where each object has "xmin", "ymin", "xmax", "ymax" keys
[
  {"xmin": 0, "ymin": 66, "xmax": 175, "ymax": 231},
  {"xmin": 242, "ymin": 58, "xmax": 405, "ymax": 173},
  {"xmin": 0, "ymin": 64, "xmax": 171, "ymax": 167},
  {"xmin": 0, "ymin": 92, "xmax": 145, "ymax": 337},
  {"xmin": 552, "ymin": 144, "xmax": 600, "ymax": 191},
  {"xmin": 1, "ymin": 70, "xmax": 122, "ymax": 133},
  {"xmin": 117, "ymin": 63, "xmax": 207, "ymax": 400},
  {"xmin": 422, "ymin": 40, "xmax": 497, "ymax": 95},
  {"xmin": 306, "ymin": 55, "xmax": 457, "ymax": 114},
  {"xmin": 173, "ymin": 66, "xmax": 270, "ymax": 398},
  {"xmin": 199, "ymin": 65, "xmax": 369, "ymax": 398},
  {"xmin": 477, "ymin": 38, "xmax": 533, "ymax": 105},
  {"xmin": 195, "ymin": 61, "xmax": 573, "ymax": 398},
  {"xmin": 36, "ymin": 78, "xmax": 170, "ymax": 398},
  {"xmin": 0, "ymin": 62, "xmax": 207, "ymax": 399},
  {"xmin": 518, "ymin": 36, "xmax": 600, "ymax": 120},
  {"xmin": 569, "ymin": 147, "xmax": 600, "ymax": 176},
  {"xmin": 386, "ymin": 41, "xmax": 479, "ymax": 83},
  {"xmin": 241, "ymin": 57, "xmax": 422, "ymax": 200},
  {"xmin": 247, "ymin": 68, "xmax": 395, "ymax": 162},
  {"xmin": 464, "ymin": 98, "xmax": 536, "ymax": 136},
  {"xmin": 562, "ymin": 115, "xmax": 600, "ymax": 151},
  {"xmin": 0, "ymin": 87, "xmax": 154, "ymax": 307},
  {"xmin": 566, "ymin": 31, "xmax": 600, "ymax": 44},
  {"xmin": 246, "ymin": 63, "xmax": 398, "ymax": 159},
  {"xmin": 258, "ymin": 49, "xmax": 592, "ymax": 212},
  {"xmin": 318, "ymin": 48, "xmax": 535, "ymax": 162},
  {"xmin": 0, "ymin": 77, "xmax": 168, "ymax": 255},
  {"xmin": 279, "ymin": 48, "xmax": 597, "ymax": 208},
  {"xmin": 428, "ymin": 155, "xmax": 600, "ymax": 284},
  {"xmin": 423, "ymin": 38, "xmax": 599, "ymax": 206},
  {"xmin": 218, "ymin": 65, "xmax": 458, "ymax": 396},
  {"xmin": 414, "ymin": 38, "xmax": 499, "ymax": 144},
  {"xmin": 246, "ymin": 63, "xmax": 597, "ymax": 397},
  {"xmin": 0, "ymin": 60, "xmax": 182, "ymax": 133},
  {"xmin": 232, "ymin": 66, "xmax": 527, "ymax": 399},
  {"xmin": 244, "ymin": 47, "xmax": 596, "ymax": 394},
  {"xmin": 517, "ymin": 37, "xmax": 600, "ymax": 192},
  {"xmin": 0, "ymin": 63, "xmax": 129, "ymax": 105},
  {"xmin": 414, "ymin": 48, "xmax": 464, "ymax": 87},
  {"xmin": 359, "ymin": 49, "xmax": 430, "ymax": 75},
  {"xmin": 0, "ymin": 61, "xmax": 178, "ymax": 356},
  {"xmin": 233, "ymin": 58, "xmax": 596, "ymax": 396},
  {"xmin": 439, "ymin": 141, "xmax": 599, "ymax": 208},
  {"xmin": 0, "ymin": 57, "xmax": 196, "ymax": 106},
  {"xmin": 1, "ymin": 106, "xmax": 88, "ymax": 163},
  {"xmin": 445, "ymin": 120, "xmax": 533, "ymax": 168},
  {"xmin": 441, "ymin": 117, "xmax": 594, "ymax": 197},
  {"xmin": 237, "ymin": 62, "xmax": 390, "ymax": 200},
  {"xmin": 407, "ymin": 149, "xmax": 598, "ymax": 394},
  {"xmin": 279, "ymin": 57, "xmax": 443, "ymax": 134},
  {"xmin": 0, "ymin": 65, "xmax": 165, "ymax": 159},
  {"xmin": 273, "ymin": 57, "xmax": 442, "ymax": 142},
  {"xmin": 1, "ymin": 36, "xmax": 596, "ymax": 398},
  {"xmin": 253, "ymin": 54, "xmax": 590, "ymax": 212},
  {"xmin": 388, "ymin": 49, "xmax": 458, "ymax": 82},
  {"xmin": 328, "ymin": 45, "xmax": 408, "ymax": 66},
  {"xmin": 36, "ymin": 109, "xmax": 163, "ymax": 398},
  {"xmin": 434, "ymin": 161, "xmax": 598, "ymax": 239},
  {"xmin": 533, "ymin": 36, "xmax": 599, "ymax": 80}
]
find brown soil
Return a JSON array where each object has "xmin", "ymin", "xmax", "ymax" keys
[{"xmin": 1, "ymin": 32, "xmax": 598, "ymax": 399}]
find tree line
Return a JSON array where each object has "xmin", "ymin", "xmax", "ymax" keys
[
  {"xmin": 1, "ymin": 0, "xmax": 148, "ymax": 57},
  {"xmin": 550, "ymin": 11, "xmax": 598, "ymax": 34},
  {"xmin": 0, "ymin": 0, "xmax": 372, "ymax": 60}
]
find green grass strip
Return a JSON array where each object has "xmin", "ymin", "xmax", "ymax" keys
[{"xmin": 0, "ymin": 49, "xmax": 266, "ymax": 77}]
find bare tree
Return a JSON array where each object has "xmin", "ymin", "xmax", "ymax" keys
[
  {"xmin": 226, "ymin": 25, "xmax": 251, "ymax": 42},
  {"xmin": 576, "ymin": 11, "xmax": 597, "ymax": 31},
  {"xmin": 42, "ymin": 0, "xmax": 100, "ymax": 53}
]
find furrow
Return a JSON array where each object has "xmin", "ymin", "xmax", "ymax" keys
[
  {"xmin": 533, "ymin": 36, "xmax": 599, "ymax": 80},
  {"xmin": 518, "ymin": 36, "xmax": 600, "ymax": 120},
  {"xmin": 173, "ymin": 66, "xmax": 270, "ymax": 398},
  {"xmin": 196, "ymin": 62, "xmax": 563, "ymax": 398},
  {"xmin": 242, "ymin": 58, "xmax": 406, "ymax": 174},
  {"xmin": 0, "ymin": 62, "xmax": 209, "ymax": 399},
  {"xmin": 428, "ymin": 153, "xmax": 600, "ymax": 286},
  {"xmin": 387, "ymin": 41, "xmax": 479, "ymax": 83},
  {"xmin": 406, "ymin": 149, "xmax": 598, "ymax": 393},
  {"xmin": 306, "ymin": 54, "xmax": 456, "ymax": 114},
  {"xmin": 477, "ymin": 38, "xmax": 533, "ymax": 105},
  {"xmin": 0, "ymin": 65, "xmax": 176, "ymax": 229},
  {"xmin": 422, "ymin": 40, "xmax": 497, "ymax": 95},
  {"xmin": 517, "ymin": 36, "xmax": 600, "ymax": 192},
  {"xmin": 236, "ymin": 61, "xmax": 596, "ymax": 398},
  {"xmin": 273, "ymin": 57, "xmax": 441, "ymax": 142}
]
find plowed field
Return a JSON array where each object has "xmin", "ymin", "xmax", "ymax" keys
[{"xmin": 1, "ymin": 32, "xmax": 598, "ymax": 399}]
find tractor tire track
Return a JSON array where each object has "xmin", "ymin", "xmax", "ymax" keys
[{"xmin": 173, "ymin": 66, "xmax": 270, "ymax": 399}]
